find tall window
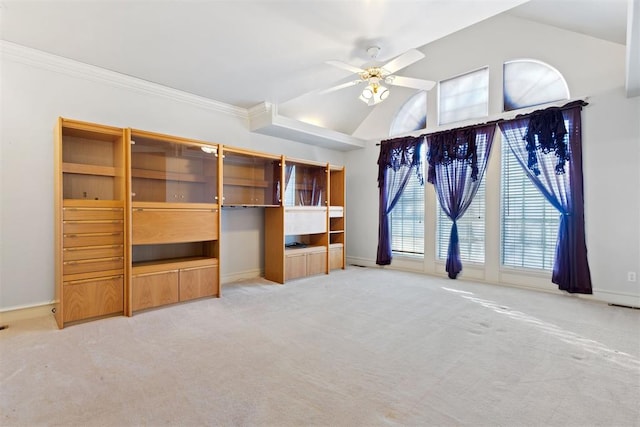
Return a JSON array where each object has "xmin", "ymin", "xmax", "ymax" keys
[
  {"xmin": 435, "ymin": 68, "xmax": 489, "ymax": 263},
  {"xmin": 389, "ymin": 145, "xmax": 425, "ymax": 255},
  {"xmin": 436, "ymin": 180, "xmax": 485, "ymax": 263},
  {"xmin": 388, "ymin": 92, "xmax": 427, "ymax": 255},
  {"xmin": 501, "ymin": 59, "xmax": 569, "ymax": 270}
]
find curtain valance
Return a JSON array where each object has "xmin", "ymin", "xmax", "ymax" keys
[
  {"xmin": 426, "ymin": 122, "xmax": 497, "ymax": 279},
  {"xmin": 377, "ymin": 136, "xmax": 425, "ymax": 188}
]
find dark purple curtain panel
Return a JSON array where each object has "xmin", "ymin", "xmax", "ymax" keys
[
  {"xmin": 427, "ymin": 124, "xmax": 496, "ymax": 279},
  {"xmin": 376, "ymin": 136, "xmax": 424, "ymax": 265},
  {"xmin": 498, "ymin": 100, "xmax": 592, "ymax": 294}
]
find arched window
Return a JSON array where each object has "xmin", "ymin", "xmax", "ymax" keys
[
  {"xmin": 503, "ymin": 59, "xmax": 569, "ymax": 111},
  {"xmin": 389, "ymin": 91, "xmax": 427, "ymax": 137}
]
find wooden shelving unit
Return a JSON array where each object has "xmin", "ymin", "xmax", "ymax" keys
[
  {"xmin": 54, "ymin": 118, "xmax": 127, "ymax": 328},
  {"xmin": 265, "ymin": 158, "xmax": 344, "ymax": 283},
  {"xmin": 128, "ymin": 129, "xmax": 221, "ymax": 315},
  {"xmin": 54, "ymin": 117, "xmax": 346, "ymax": 327}
]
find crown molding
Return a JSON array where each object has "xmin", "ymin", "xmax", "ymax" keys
[
  {"xmin": 2, "ymin": 40, "xmax": 366, "ymax": 150},
  {"xmin": 0, "ymin": 40, "xmax": 248, "ymax": 118}
]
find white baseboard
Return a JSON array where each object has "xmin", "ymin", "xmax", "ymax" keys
[
  {"xmin": 0, "ymin": 302, "xmax": 54, "ymax": 325},
  {"xmin": 345, "ymin": 256, "xmax": 640, "ymax": 308},
  {"xmin": 221, "ymin": 268, "xmax": 263, "ymax": 285}
]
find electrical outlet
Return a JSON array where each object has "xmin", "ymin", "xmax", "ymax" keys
[{"xmin": 628, "ymin": 272, "xmax": 637, "ymax": 282}]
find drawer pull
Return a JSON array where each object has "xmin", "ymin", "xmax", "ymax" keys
[
  {"xmin": 65, "ymin": 275, "xmax": 123, "ymax": 285},
  {"xmin": 133, "ymin": 269, "xmax": 179, "ymax": 278},
  {"xmin": 64, "ymin": 256, "xmax": 123, "ymax": 265},
  {"xmin": 63, "ymin": 244, "xmax": 123, "ymax": 251},
  {"xmin": 64, "ymin": 232, "xmax": 122, "ymax": 238}
]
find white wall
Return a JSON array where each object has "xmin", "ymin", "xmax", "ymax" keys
[
  {"xmin": 346, "ymin": 14, "xmax": 640, "ymax": 307},
  {"xmin": 0, "ymin": 43, "xmax": 344, "ymax": 310}
]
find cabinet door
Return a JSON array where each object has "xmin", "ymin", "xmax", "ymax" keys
[
  {"xmin": 63, "ymin": 276, "xmax": 124, "ymax": 323},
  {"xmin": 132, "ymin": 271, "xmax": 179, "ymax": 311},
  {"xmin": 179, "ymin": 265, "xmax": 219, "ymax": 301},
  {"xmin": 284, "ymin": 208, "xmax": 327, "ymax": 235},
  {"xmin": 285, "ymin": 252, "xmax": 307, "ymax": 281},
  {"xmin": 132, "ymin": 209, "xmax": 218, "ymax": 244},
  {"xmin": 307, "ymin": 251, "xmax": 327, "ymax": 276},
  {"xmin": 329, "ymin": 246, "xmax": 344, "ymax": 270}
]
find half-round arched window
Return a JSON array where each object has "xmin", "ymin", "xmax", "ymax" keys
[
  {"xmin": 389, "ymin": 91, "xmax": 427, "ymax": 137},
  {"xmin": 503, "ymin": 59, "xmax": 569, "ymax": 111}
]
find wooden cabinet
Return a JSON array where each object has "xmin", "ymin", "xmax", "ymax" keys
[
  {"xmin": 129, "ymin": 130, "xmax": 221, "ymax": 314},
  {"xmin": 221, "ymin": 147, "xmax": 281, "ymax": 206},
  {"xmin": 131, "ymin": 259, "xmax": 219, "ymax": 311},
  {"xmin": 265, "ymin": 160, "xmax": 340, "ymax": 283},
  {"xmin": 54, "ymin": 118, "xmax": 127, "ymax": 328},
  {"xmin": 284, "ymin": 247, "xmax": 327, "ymax": 280}
]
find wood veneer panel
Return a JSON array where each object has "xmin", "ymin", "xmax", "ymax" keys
[{"xmin": 62, "ymin": 276, "xmax": 124, "ymax": 323}]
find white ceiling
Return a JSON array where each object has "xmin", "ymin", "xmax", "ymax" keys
[{"xmin": 1, "ymin": 0, "xmax": 635, "ymax": 139}]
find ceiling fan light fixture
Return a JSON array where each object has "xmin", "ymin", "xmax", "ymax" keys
[
  {"xmin": 360, "ymin": 85, "xmax": 374, "ymax": 101},
  {"xmin": 360, "ymin": 83, "xmax": 389, "ymax": 106}
]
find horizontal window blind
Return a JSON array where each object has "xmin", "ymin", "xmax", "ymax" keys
[
  {"xmin": 501, "ymin": 139, "xmax": 560, "ymax": 270},
  {"xmin": 436, "ymin": 180, "xmax": 485, "ymax": 263},
  {"xmin": 390, "ymin": 171, "xmax": 425, "ymax": 255}
]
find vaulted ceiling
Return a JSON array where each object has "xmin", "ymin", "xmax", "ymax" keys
[{"xmin": 1, "ymin": 0, "xmax": 636, "ymax": 146}]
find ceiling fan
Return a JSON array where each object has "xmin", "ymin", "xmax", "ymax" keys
[{"xmin": 322, "ymin": 46, "xmax": 436, "ymax": 106}]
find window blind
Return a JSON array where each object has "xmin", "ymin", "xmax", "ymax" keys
[
  {"xmin": 439, "ymin": 68, "xmax": 489, "ymax": 125},
  {"xmin": 501, "ymin": 140, "xmax": 560, "ymax": 270},
  {"xmin": 436, "ymin": 179, "xmax": 486, "ymax": 263},
  {"xmin": 390, "ymin": 171, "xmax": 425, "ymax": 255}
]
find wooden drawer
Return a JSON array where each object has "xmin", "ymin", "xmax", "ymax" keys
[
  {"xmin": 63, "ymin": 275, "xmax": 124, "ymax": 323},
  {"xmin": 132, "ymin": 209, "xmax": 218, "ymax": 244},
  {"xmin": 63, "ymin": 207, "xmax": 123, "ymax": 221},
  {"xmin": 63, "ymin": 232, "xmax": 123, "ymax": 248},
  {"xmin": 63, "ymin": 256, "xmax": 124, "ymax": 276},
  {"xmin": 63, "ymin": 245, "xmax": 124, "ymax": 262},
  {"xmin": 179, "ymin": 265, "xmax": 219, "ymax": 301},
  {"xmin": 132, "ymin": 270, "xmax": 179, "ymax": 311},
  {"xmin": 63, "ymin": 220, "xmax": 124, "ymax": 234}
]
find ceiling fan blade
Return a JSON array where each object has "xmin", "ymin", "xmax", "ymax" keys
[
  {"xmin": 380, "ymin": 49, "xmax": 425, "ymax": 75},
  {"xmin": 326, "ymin": 60, "xmax": 365, "ymax": 74},
  {"xmin": 317, "ymin": 79, "xmax": 362, "ymax": 95},
  {"xmin": 386, "ymin": 75, "xmax": 436, "ymax": 91}
]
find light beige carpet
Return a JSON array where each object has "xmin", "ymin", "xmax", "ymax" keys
[{"xmin": 1, "ymin": 267, "xmax": 639, "ymax": 426}]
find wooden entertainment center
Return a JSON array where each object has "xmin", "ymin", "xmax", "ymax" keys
[{"xmin": 54, "ymin": 118, "xmax": 345, "ymax": 328}]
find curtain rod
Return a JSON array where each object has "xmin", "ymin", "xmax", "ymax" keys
[{"xmin": 376, "ymin": 96, "xmax": 589, "ymax": 146}]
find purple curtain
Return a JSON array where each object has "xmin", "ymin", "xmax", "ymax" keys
[
  {"xmin": 376, "ymin": 136, "xmax": 424, "ymax": 265},
  {"xmin": 427, "ymin": 123, "xmax": 496, "ymax": 279},
  {"xmin": 498, "ymin": 100, "xmax": 592, "ymax": 294}
]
